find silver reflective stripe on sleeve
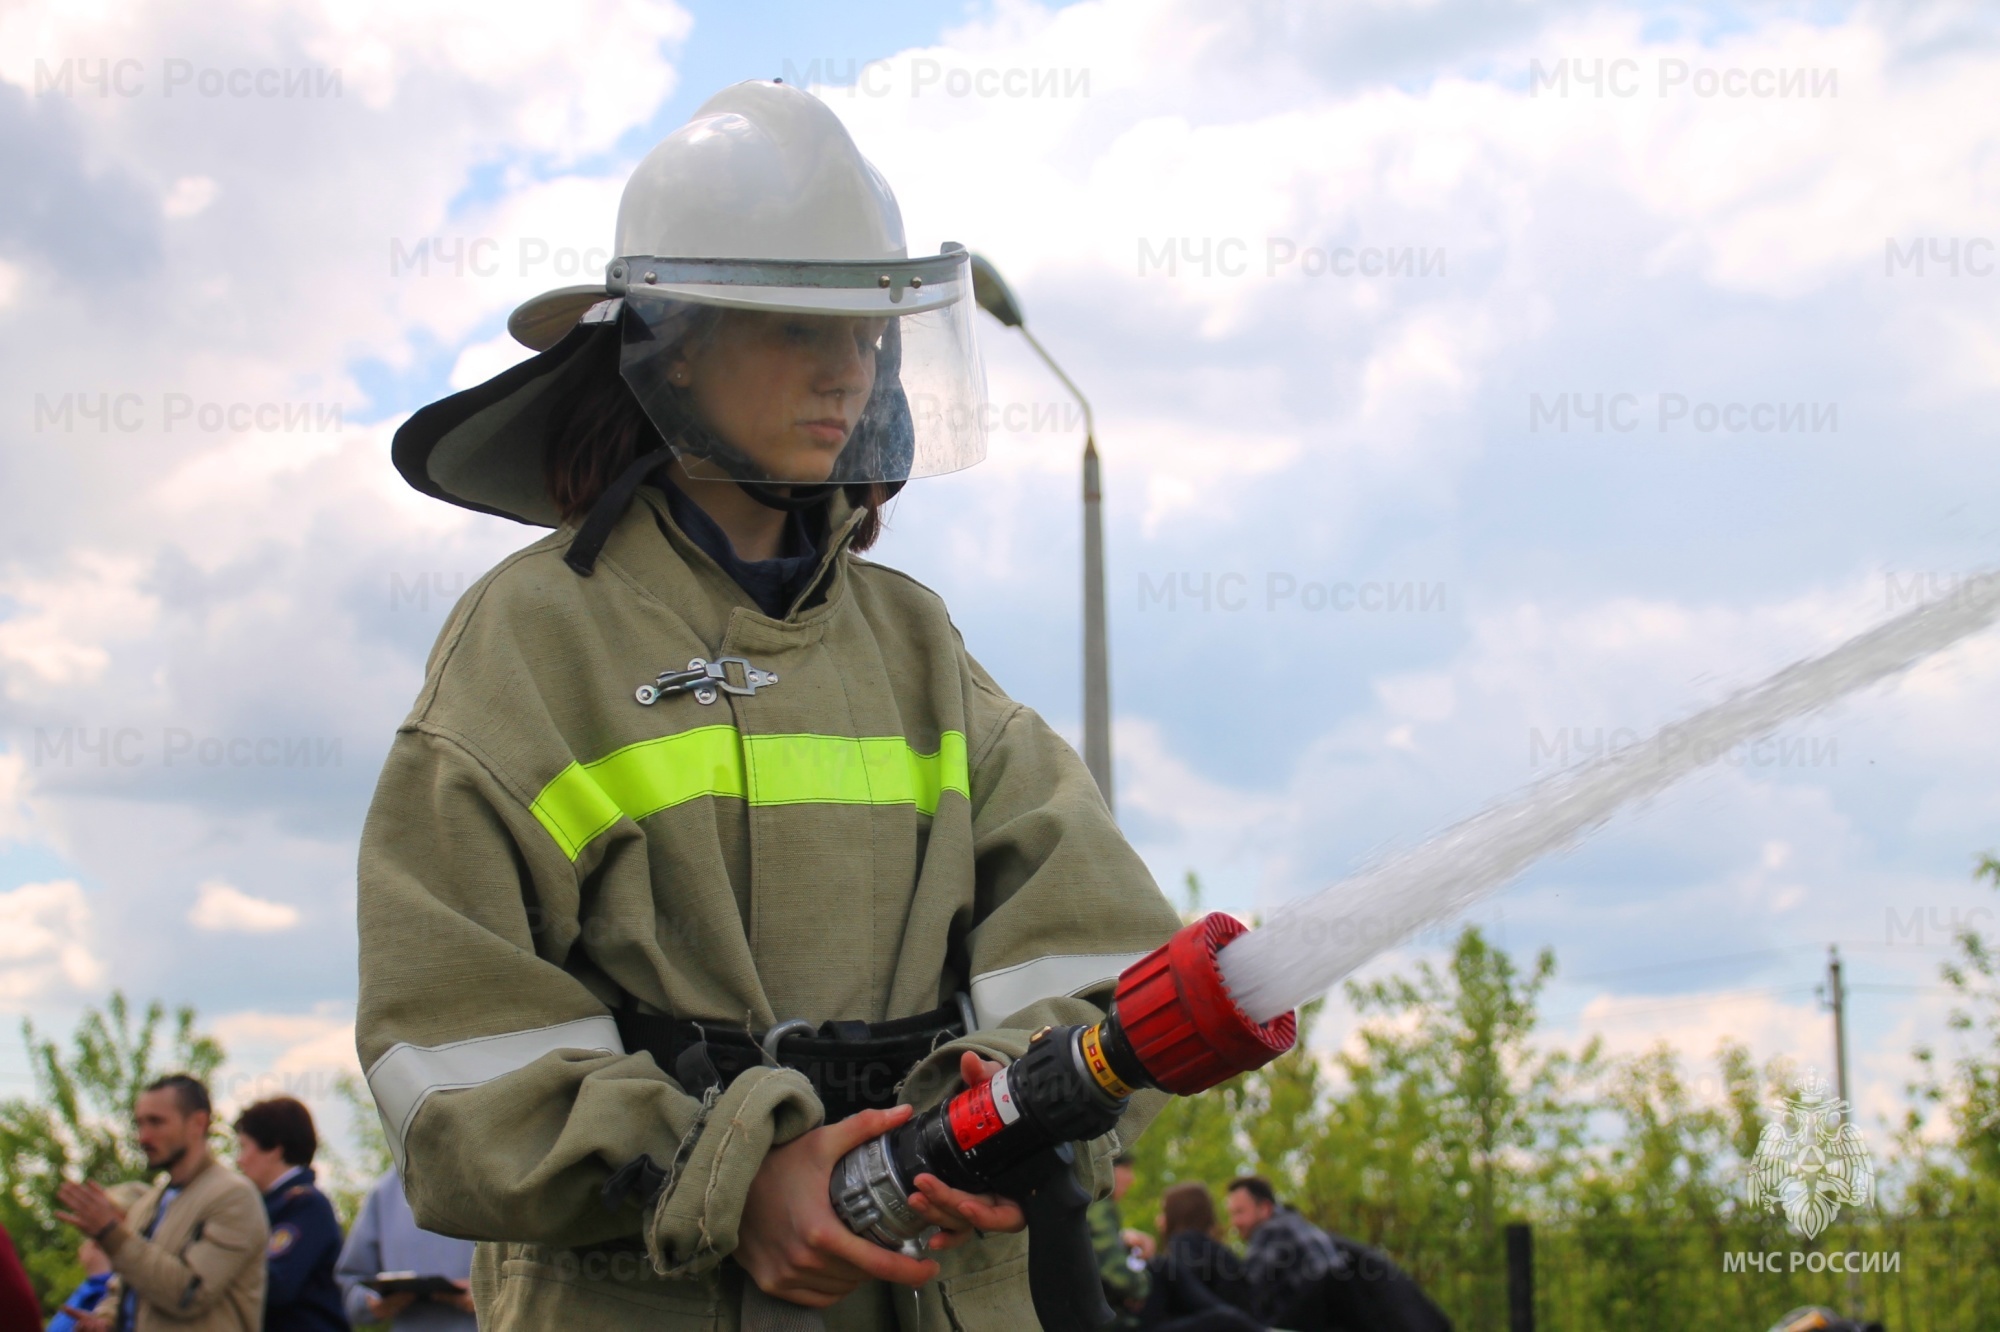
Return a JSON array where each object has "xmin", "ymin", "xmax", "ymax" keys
[
  {"xmin": 968, "ymin": 952, "xmax": 1148, "ymax": 1028},
  {"xmin": 365, "ymin": 1016, "xmax": 625, "ymax": 1171}
]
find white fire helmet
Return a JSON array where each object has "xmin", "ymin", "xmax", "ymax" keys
[{"xmin": 394, "ymin": 79, "xmax": 987, "ymax": 525}]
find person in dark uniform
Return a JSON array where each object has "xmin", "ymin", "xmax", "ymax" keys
[
  {"xmin": 1141, "ymin": 1182, "xmax": 1258, "ymax": 1331},
  {"xmin": 1227, "ymin": 1177, "xmax": 1452, "ymax": 1332},
  {"xmin": 234, "ymin": 1097, "xmax": 349, "ymax": 1332}
]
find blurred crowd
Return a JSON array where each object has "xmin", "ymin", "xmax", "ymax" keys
[
  {"xmin": 0, "ymin": 1069, "xmax": 1461, "ymax": 1332},
  {"xmin": 0, "ymin": 1073, "xmax": 474, "ymax": 1331},
  {"xmin": 1091, "ymin": 1158, "xmax": 1454, "ymax": 1332}
]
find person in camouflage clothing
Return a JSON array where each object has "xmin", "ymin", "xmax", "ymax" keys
[{"xmin": 1089, "ymin": 1154, "xmax": 1151, "ymax": 1329}]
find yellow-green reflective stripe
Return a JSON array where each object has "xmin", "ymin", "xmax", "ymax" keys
[
  {"xmin": 529, "ymin": 725, "xmax": 743, "ymax": 859},
  {"xmin": 530, "ymin": 728, "xmax": 968, "ymax": 861},
  {"xmin": 744, "ymin": 732, "xmax": 969, "ymax": 811}
]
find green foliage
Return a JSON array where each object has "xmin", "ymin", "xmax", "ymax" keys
[
  {"xmin": 1122, "ymin": 858, "xmax": 2000, "ymax": 1332},
  {"xmin": 0, "ymin": 993, "xmax": 225, "ymax": 1312},
  {"xmin": 1123, "ymin": 1066, "xmax": 1249, "ymax": 1240},
  {"xmin": 1298, "ymin": 929, "xmax": 1599, "ymax": 1328},
  {"xmin": 1553, "ymin": 1044, "xmax": 1804, "ymax": 1331},
  {"xmin": 1570, "ymin": 1040, "xmax": 1780, "ymax": 1227},
  {"xmin": 1941, "ymin": 856, "xmax": 2000, "ymax": 1184},
  {"xmin": 320, "ymin": 1072, "xmax": 394, "ymax": 1230},
  {"xmin": 1896, "ymin": 853, "xmax": 2000, "ymax": 1218}
]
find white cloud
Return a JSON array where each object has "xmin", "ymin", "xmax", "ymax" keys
[
  {"xmin": 0, "ymin": 553, "xmax": 160, "ymax": 694},
  {"xmin": 0, "ymin": 879, "xmax": 102, "ymax": 1001},
  {"xmin": 0, "ymin": 0, "xmax": 1993, "ymax": 1138},
  {"xmin": 0, "ymin": 748, "xmax": 31, "ymax": 842},
  {"xmin": 1116, "ymin": 715, "xmax": 1295, "ymax": 911},
  {"xmin": 162, "ymin": 174, "xmax": 218, "ymax": 220},
  {"xmin": 189, "ymin": 879, "xmax": 301, "ymax": 933},
  {"xmin": 297, "ymin": 0, "xmax": 690, "ymax": 153},
  {"xmin": 209, "ymin": 1005, "xmax": 361, "ymax": 1113},
  {"xmin": 1374, "ymin": 671, "xmax": 1457, "ymax": 724},
  {"xmin": 1560, "ymin": 988, "xmax": 1827, "ymax": 1076}
]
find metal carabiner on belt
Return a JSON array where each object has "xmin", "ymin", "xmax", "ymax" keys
[{"xmin": 634, "ymin": 656, "xmax": 779, "ymax": 706}]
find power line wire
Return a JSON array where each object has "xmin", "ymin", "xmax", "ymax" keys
[
  {"xmin": 1540, "ymin": 982, "xmax": 1822, "ymax": 1025},
  {"xmin": 1559, "ymin": 939, "xmax": 1953, "ymax": 985}
]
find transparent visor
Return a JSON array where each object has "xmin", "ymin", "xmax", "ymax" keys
[{"xmin": 616, "ymin": 263, "xmax": 988, "ymax": 487}]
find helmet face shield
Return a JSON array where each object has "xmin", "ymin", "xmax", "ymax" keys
[{"xmin": 614, "ymin": 252, "xmax": 987, "ymax": 486}]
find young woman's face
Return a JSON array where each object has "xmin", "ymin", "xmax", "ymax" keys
[{"xmin": 671, "ymin": 309, "xmax": 884, "ymax": 484}]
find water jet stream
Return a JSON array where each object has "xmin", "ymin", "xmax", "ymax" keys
[{"xmin": 1216, "ymin": 575, "xmax": 2000, "ymax": 1024}]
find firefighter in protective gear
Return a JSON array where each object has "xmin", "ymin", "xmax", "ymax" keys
[{"xmin": 359, "ymin": 79, "xmax": 1182, "ymax": 1331}]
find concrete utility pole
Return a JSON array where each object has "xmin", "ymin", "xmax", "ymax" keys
[
  {"xmin": 1826, "ymin": 944, "xmax": 1850, "ymax": 1108},
  {"xmin": 1080, "ymin": 438, "xmax": 1111, "ymax": 807},
  {"xmin": 968, "ymin": 253, "xmax": 1114, "ymax": 813},
  {"xmin": 1824, "ymin": 943, "xmax": 1863, "ymax": 1319}
]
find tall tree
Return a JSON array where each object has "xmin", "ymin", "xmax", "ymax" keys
[
  {"xmin": 320, "ymin": 1072, "xmax": 396, "ymax": 1229},
  {"xmin": 0, "ymin": 993, "xmax": 224, "ymax": 1310},
  {"xmin": 1296, "ymin": 928, "xmax": 1599, "ymax": 1322},
  {"xmin": 1899, "ymin": 854, "xmax": 2000, "ymax": 1215}
]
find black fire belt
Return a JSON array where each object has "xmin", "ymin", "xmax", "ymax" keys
[{"xmin": 614, "ymin": 1001, "xmax": 965, "ymax": 1125}]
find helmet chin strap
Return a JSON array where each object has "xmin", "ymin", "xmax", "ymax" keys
[
  {"xmin": 563, "ymin": 444, "xmax": 845, "ymax": 577},
  {"xmin": 672, "ymin": 442, "xmax": 842, "ymax": 512},
  {"xmin": 564, "ymin": 406, "xmax": 895, "ymax": 577},
  {"xmin": 738, "ymin": 480, "xmax": 840, "ymax": 512}
]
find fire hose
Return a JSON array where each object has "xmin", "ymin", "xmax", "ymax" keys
[{"xmin": 818, "ymin": 912, "xmax": 1296, "ymax": 1332}]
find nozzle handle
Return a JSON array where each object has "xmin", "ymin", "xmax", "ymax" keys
[{"xmin": 991, "ymin": 1143, "xmax": 1114, "ymax": 1332}]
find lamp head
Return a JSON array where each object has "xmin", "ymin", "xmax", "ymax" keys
[{"xmin": 969, "ymin": 252, "xmax": 1025, "ymax": 328}]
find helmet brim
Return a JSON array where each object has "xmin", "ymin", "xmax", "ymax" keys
[
  {"xmin": 508, "ymin": 285, "xmax": 613, "ymax": 352},
  {"xmin": 509, "ymin": 251, "xmax": 972, "ymax": 350}
]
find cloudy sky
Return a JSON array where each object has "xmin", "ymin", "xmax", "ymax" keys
[{"xmin": 1, "ymin": 0, "xmax": 1996, "ymax": 1158}]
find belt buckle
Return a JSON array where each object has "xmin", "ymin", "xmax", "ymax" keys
[{"xmin": 760, "ymin": 1018, "xmax": 816, "ymax": 1064}]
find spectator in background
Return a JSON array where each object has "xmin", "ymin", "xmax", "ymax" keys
[
  {"xmin": 1225, "ymin": 1177, "xmax": 1452, "ymax": 1332},
  {"xmin": 335, "ymin": 1168, "xmax": 475, "ymax": 1329},
  {"xmin": 1227, "ymin": 1176, "xmax": 1339, "ymax": 1324},
  {"xmin": 1089, "ymin": 1152, "xmax": 1151, "ymax": 1328},
  {"xmin": 1306, "ymin": 1236, "xmax": 1453, "ymax": 1332},
  {"xmin": 49, "ymin": 1182, "xmax": 151, "ymax": 1332},
  {"xmin": 1139, "ymin": 1182, "xmax": 1258, "ymax": 1332},
  {"xmin": 56, "ymin": 1073, "xmax": 268, "ymax": 1332},
  {"xmin": 0, "ymin": 1218, "xmax": 41, "ymax": 1330},
  {"xmin": 235, "ymin": 1097, "xmax": 349, "ymax": 1332}
]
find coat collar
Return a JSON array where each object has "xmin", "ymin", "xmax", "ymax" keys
[{"xmin": 594, "ymin": 485, "xmax": 868, "ymax": 629}]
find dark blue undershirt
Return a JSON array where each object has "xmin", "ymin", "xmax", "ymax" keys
[{"xmin": 660, "ymin": 480, "xmax": 827, "ymax": 619}]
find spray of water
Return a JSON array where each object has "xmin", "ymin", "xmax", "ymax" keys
[{"xmin": 1217, "ymin": 575, "xmax": 2000, "ymax": 1025}]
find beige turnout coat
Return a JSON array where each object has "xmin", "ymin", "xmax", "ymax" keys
[
  {"xmin": 100, "ymin": 1155, "xmax": 268, "ymax": 1332},
  {"xmin": 356, "ymin": 488, "xmax": 1181, "ymax": 1329}
]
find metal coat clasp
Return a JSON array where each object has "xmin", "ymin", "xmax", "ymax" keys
[{"xmin": 634, "ymin": 656, "xmax": 778, "ymax": 706}]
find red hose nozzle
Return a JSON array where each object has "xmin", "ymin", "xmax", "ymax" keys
[{"xmin": 1111, "ymin": 913, "xmax": 1296, "ymax": 1095}]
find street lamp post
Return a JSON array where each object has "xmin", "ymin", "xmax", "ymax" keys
[{"xmin": 969, "ymin": 254, "xmax": 1114, "ymax": 814}]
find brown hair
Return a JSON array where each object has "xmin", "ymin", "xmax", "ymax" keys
[
  {"xmin": 235, "ymin": 1096, "xmax": 318, "ymax": 1167},
  {"xmin": 543, "ymin": 333, "xmax": 888, "ymax": 551},
  {"xmin": 1160, "ymin": 1181, "xmax": 1219, "ymax": 1240},
  {"xmin": 142, "ymin": 1073, "xmax": 211, "ymax": 1118}
]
